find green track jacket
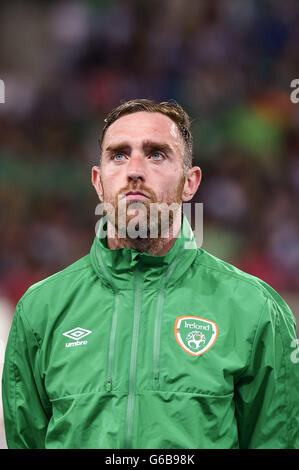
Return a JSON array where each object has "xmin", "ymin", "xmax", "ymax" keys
[{"xmin": 2, "ymin": 215, "xmax": 299, "ymax": 449}]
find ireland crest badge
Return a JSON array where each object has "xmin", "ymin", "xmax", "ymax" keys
[{"xmin": 174, "ymin": 315, "xmax": 218, "ymax": 357}]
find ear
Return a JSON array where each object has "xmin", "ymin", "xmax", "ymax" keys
[
  {"xmin": 182, "ymin": 166, "xmax": 202, "ymax": 202},
  {"xmin": 91, "ymin": 165, "xmax": 104, "ymax": 201}
]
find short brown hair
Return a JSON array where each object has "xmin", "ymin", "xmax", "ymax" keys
[{"xmin": 98, "ymin": 98, "xmax": 193, "ymax": 173}]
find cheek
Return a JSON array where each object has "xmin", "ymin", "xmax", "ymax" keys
[
  {"xmin": 100, "ymin": 169, "xmax": 120, "ymax": 195},
  {"xmin": 102, "ymin": 166, "xmax": 118, "ymax": 182},
  {"xmin": 156, "ymin": 175, "xmax": 184, "ymax": 201}
]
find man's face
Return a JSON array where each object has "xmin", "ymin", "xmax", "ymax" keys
[{"xmin": 93, "ymin": 111, "xmax": 188, "ymax": 238}]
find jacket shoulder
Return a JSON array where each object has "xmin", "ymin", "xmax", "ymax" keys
[
  {"xmin": 195, "ymin": 248, "xmax": 293, "ymax": 316},
  {"xmin": 19, "ymin": 254, "xmax": 92, "ymax": 305}
]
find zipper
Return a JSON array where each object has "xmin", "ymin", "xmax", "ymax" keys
[
  {"xmin": 96, "ymin": 241, "xmax": 120, "ymax": 393},
  {"xmin": 153, "ymin": 285, "xmax": 166, "ymax": 384},
  {"xmin": 106, "ymin": 292, "xmax": 119, "ymax": 392},
  {"xmin": 124, "ymin": 264, "xmax": 143, "ymax": 449},
  {"xmin": 152, "ymin": 252, "xmax": 184, "ymax": 387}
]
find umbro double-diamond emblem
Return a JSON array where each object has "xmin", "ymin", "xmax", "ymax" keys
[{"xmin": 63, "ymin": 327, "xmax": 92, "ymax": 348}]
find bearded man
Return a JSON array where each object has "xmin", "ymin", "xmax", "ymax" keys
[
  {"xmin": 92, "ymin": 99, "xmax": 200, "ymax": 254},
  {"xmin": 2, "ymin": 99, "xmax": 299, "ymax": 450}
]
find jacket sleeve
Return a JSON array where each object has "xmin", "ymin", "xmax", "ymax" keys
[
  {"xmin": 2, "ymin": 301, "xmax": 51, "ymax": 449},
  {"xmin": 235, "ymin": 294, "xmax": 299, "ymax": 449}
]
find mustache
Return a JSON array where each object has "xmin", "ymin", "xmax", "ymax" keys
[{"xmin": 116, "ymin": 184, "xmax": 157, "ymax": 202}]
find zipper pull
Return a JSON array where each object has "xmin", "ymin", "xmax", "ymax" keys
[
  {"xmin": 153, "ymin": 370, "xmax": 159, "ymax": 390},
  {"xmin": 106, "ymin": 380, "xmax": 112, "ymax": 392}
]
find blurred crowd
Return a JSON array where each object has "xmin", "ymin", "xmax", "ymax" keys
[
  {"xmin": 1, "ymin": 0, "xmax": 299, "ymax": 449},
  {"xmin": 0, "ymin": 0, "xmax": 299, "ymax": 318}
]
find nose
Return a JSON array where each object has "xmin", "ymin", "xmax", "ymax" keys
[{"xmin": 126, "ymin": 152, "xmax": 146, "ymax": 183}]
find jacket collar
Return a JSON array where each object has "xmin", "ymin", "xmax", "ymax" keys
[{"xmin": 90, "ymin": 213, "xmax": 198, "ymax": 290}]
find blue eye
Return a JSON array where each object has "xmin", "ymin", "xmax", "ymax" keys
[
  {"xmin": 150, "ymin": 152, "xmax": 163, "ymax": 160},
  {"xmin": 113, "ymin": 154, "xmax": 125, "ymax": 161}
]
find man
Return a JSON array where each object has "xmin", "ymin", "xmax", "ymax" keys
[{"xmin": 2, "ymin": 99, "xmax": 299, "ymax": 449}]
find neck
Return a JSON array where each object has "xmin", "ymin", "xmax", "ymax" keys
[{"xmin": 106, "ymin": 211, "xmax": 182, "ymax": 255}]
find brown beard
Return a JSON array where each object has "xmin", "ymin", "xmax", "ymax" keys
[{"xmin": 101, "ymin": 176, "xmax": 185, "ymax": 253}]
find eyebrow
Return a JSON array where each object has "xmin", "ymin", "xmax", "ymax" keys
[{"xmin": 104, "ymin": 140, "xmax": 174, "ymax": 155}]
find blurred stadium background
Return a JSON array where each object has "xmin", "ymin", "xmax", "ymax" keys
[{"xmin": 0, "ymin": 0, "xmax": 299, "ymax": 449}]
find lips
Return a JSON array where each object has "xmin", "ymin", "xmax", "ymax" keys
[{"xmin": 125, "ymin": 191, "xmax": 150, "ymax": 200}]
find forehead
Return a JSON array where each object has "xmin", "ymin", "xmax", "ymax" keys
[{"xmin": 102, "ymin": 111, "xmax": 183, "ymax": 151}]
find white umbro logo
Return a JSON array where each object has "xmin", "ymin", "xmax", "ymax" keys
[
  {"xmin": 63, "ymin": 327, "xmax": 92, "ymax": 340},
  {"xmin": 63, "ymin": 327, "xmax": 92, "ymax": 347}
]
